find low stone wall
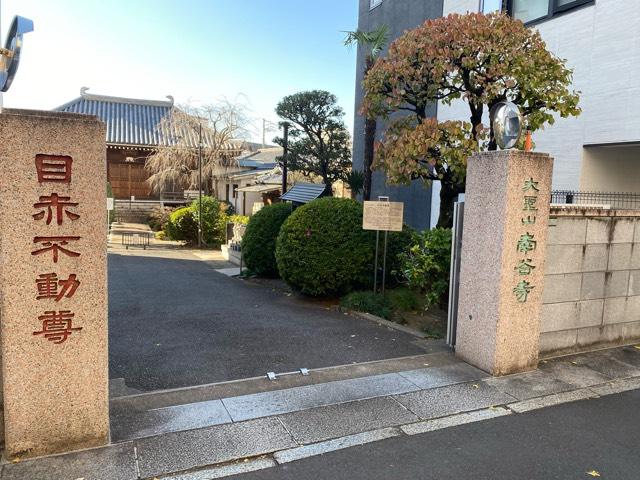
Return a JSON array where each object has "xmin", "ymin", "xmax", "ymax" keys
[{"xmin": 540, "ymin": 207, "xmax": 640, "ymax": 356}]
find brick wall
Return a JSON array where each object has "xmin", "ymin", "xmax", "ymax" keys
[{"xmin": 540, "ymin": 208, "xmax": 640, "ymax": 356}]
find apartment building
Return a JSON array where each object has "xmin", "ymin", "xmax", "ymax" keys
[{"xmin": 354, "ymin": 0, "xmax": 639, "ymax": 228}]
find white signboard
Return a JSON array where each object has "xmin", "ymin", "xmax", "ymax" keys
[
  {"xmin": 363, "ymin": 200, "xmax": 404, "ymax": 232},
  {"xmin": 107, "ymin": 197, "xmax": 114, "ymax": 211}
]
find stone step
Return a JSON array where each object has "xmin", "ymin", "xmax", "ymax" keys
[{"xmin": 109, "ymin": 352, "xmax": 485, "ymax": 443}]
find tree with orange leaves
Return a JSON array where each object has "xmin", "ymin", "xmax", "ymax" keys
[{"xmin": 363, "ymin": 12, "xmax": 580, "ymax": 227}]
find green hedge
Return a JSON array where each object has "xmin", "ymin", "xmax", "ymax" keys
[
  {"xmin": 275, "ymin": 198, "xmax": 376, "ymax": 296},
  {"xmin": 242, "ymin": 203, "xmax": 293, "ymax": 277}
]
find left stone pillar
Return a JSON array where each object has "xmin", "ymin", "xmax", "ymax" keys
[{"xmin": 0, "ymin": 109, "xmax": 108, "ymax": 458}]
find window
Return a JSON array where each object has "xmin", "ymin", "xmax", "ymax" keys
[
  {"xmin": 481, "ymin": 0, "xmax": 503, "ymax": 13},
  {"xmin": 370, "ymin": 0, "xmax": 382, "ymax": 10},
  {"xmin": 507, "ymin": 0, "xmax": 593, "ymax": 24},
  {"xmin": 554, "ymin": 0, "xmax": 591, "ymax": 13},
  {"xmin": 510, "ymin": 0, "xmax": 549, "ymax": 23},
  {"xmin": 232, "ymin": 184, "xmax": 239, "ymax": 199},
  {"xmin": 225, "ymin": 184, "xmax": 230, "ymax": 202}
]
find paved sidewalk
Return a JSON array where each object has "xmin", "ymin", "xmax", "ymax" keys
[{"xmin": 4, "ymin": 345, "xmax": 640, "ymax": 479}]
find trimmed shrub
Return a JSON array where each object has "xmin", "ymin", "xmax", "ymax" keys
[
  {"xmin": 276, "ymin": 198, "xmax": 375, "ymax": 296},
  {"xmin": 164, "ymin": 196, "xmax": 229, "ymax": 246},
  {"xmin": 242, "ymin": 203, "xmax": 293, "ymax": 277},
  {"xmin": 165, "ymin": 207, "xmax": 197, "ymax": 242},
  {"xmin": 398, "ymin": 228, "xmax": 452, "ymax": 309},
  {"xmin": 190, "ymin": 196, "xmax": 228, "ymax": 247}
]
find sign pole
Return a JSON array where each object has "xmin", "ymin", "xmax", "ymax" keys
[
  {"xmin": 382, "ymin": 230, "xmax": 388, "ymax": 296},
  {"xmin": 373, "ymin": 230, "xmax": 379, "ymax": 293},
  {"xmin": 363, "ymin": 195, "xmax": 403, "ymax": 296}
]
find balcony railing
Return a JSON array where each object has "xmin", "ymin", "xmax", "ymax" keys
[{"xmin": 551, "ymin": 190, "xmax": 640, "ymax": 210}]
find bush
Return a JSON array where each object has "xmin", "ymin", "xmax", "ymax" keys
[
  {"xmin": 164, "ymin": 196, "xmax": 229, "ymax": 246},
  {"xmin": 398, "ymin": 228, "xmax": 452, "ymax": 309},
  {"xmin": 229, "ymin": 214, "xmax": 250, "ymax": 225},
  {"xmin": 165, "ymin": 207, "xmax": 197, "ymax": 242},
  {"xmin": 148, "ymin": 206, "xmax": 174, "ymax": 231},
  {"xmin": 276, "ymin": 197, "xmax": 375, "ymax": 296},
  {"xmin": 242, "ymin": 203, "xmax": 293, "ymax": 277},
  {"xmin": 190, "ymin": 196, "xmax": 228, "ymax": 247},
  {"xmin": 384, "ymin": 225, "xmax": 416, "ymax": 285},
  {"xmin": 340, "ymin": 291, "xmax": 392, "ymax": 319}
]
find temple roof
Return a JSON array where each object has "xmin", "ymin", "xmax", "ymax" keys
[{"xmin": 54, "ymin": 88, "xmax": 242, "ymax": 152}]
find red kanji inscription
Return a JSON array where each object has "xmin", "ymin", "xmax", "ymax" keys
[
  {"xmin": 33, "ymin": 310, "xmax": 82, "ymax": 344},
  {"xmin": 35, "ymin": 154, "xmax": 73, "ymax": 184},
  {"xmin": 32, "ymin": 236, "xmax": 81, "ymax": 263},
  {"xmin": 35, "ymin": 273, "xmax": 80, "ymax": 301},
  {"xmin": 33, "ymin": 193, "xmax": 80, "ymax": 225}
]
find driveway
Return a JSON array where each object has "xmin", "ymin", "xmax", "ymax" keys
[{"xmin": 108, "ymin": 248, "xmax": 436, "ymax": 392}]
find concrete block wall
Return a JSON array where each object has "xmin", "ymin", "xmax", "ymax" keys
[{"xmin": 540, "ymin": 208, "xmax": 640, "ymax": 357}]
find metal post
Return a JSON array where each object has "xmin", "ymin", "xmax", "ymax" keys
[
  {"xmin": 382, "ymin": 231, "xmax": 388, "ymax": 296},
  {"xmin": 282, "ymin": 123, "xmax": 289, "ymax": 195},
  {"xmin": 198, "ymin": 123, "xmax": 203, "ymax": 248},
  {"xmin": 373, "ymin": 230, "xmax": 379, "ymax": 293},
  {"xmin": 125, "ymin": 156, "xmax": 134, "ymax": 211}
]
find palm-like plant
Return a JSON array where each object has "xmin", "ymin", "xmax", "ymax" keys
[
  {"xmin": 345, "ymin": 169, "xmax": 365, "ymax": 199},
  {"xmin": 344, "ymin": 25, "xmax": 389, "ymax": 201}
]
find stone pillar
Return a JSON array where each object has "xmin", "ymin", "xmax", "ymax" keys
[
  {"xmin": 0, "ymin": 109, "xmax": 108, "ymax": 458},
  {"xmin": 455, "ymin": 151, "xmax": 553, "ymax": 376}
]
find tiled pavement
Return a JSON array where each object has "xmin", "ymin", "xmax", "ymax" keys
[{"xmin": 3, "ymin": 346, "xmax": 640, "ymax": 480}]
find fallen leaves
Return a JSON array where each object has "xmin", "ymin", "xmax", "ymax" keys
[{"xmin": 586, "ymin": 470, "xmax": 601, "ymax": 477}]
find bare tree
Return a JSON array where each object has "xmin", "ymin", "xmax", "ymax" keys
[{"xmin": 146, "ymin": 98, "xmax": 251, "ymax": 196}]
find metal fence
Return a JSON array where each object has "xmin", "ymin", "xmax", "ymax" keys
[
  {"xmin": 551, "ymin": 190, "xmax": 640, "ymax": 210},
  {"xmin": 120, "ymin": 232, "xmax": 151, "ymax": 250}
]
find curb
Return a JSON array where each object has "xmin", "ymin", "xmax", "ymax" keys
[{"xmin": 345, "ymin": 309, "xmax": 428, "ymax": 340}]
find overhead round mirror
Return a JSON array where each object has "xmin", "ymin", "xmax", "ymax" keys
[
  {"xmin": 491, "ymin": 101, "xmax": 523, "ymax": 150},
  {"xmin": 0, "ymin": 16, "xmax": 34, "ymax": 93}
]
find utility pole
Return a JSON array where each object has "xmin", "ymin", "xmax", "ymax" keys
[
  {"xmin": 281, "ymin": 122, "xmax": 289, "ymax": 195},
  {"xmin": 198, "ymin": 122, "xmax": 203, "ymax": 248},
  {"xmin": 262, "ymin": 118, "xmax": 266, "ymax": 148}
]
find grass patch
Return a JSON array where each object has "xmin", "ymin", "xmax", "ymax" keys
[
  {"xmin": 340, "ymin": 291, "xmax": 392, "ymax": 320},
  {"xmin": 341, "ymin": 287, "xmax": 447, "ymax": 339}
]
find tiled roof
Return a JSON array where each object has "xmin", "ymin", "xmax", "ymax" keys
[
  {"xmin": 54, "ymin": 89, "xmax": 242, "ymax": 151},
  {"xmin": 237, "ymin": 147, "xmax": 282, "ymax": 169},
  {"xmin": 281, "ymin": 183, "xmax": 327, "ymax": 204}
]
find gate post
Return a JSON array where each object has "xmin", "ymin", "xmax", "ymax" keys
[
  {"xmin": 455, "ymin": 151, "xmax": 553, "ymax": 375},
  {"xmin": 0, "ymin": 109, "xmax": 109, "ymax": 458}
]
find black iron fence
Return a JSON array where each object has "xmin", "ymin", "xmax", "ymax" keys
[{"xmin": 551, "ymin": 190, "xmax": 640, "ymax": 210}]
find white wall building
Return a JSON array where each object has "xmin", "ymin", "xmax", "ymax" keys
[{"xmin": 442, "ymin": 0, "xmax": 640, "ymax": 193}]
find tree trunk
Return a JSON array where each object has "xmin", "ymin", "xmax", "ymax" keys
[
  {"xmin": 363, "ymin": 117, "xmax": 376, "ymax": 201},
  {"xmin": 436, "ymin": 174, "xmax": 465, "ymax": 229}
]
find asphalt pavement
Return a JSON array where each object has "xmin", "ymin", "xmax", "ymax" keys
[
  {"xmin": 234, "ymin": 388, "xmax": 640, "ymax": 480},
  {"xmin": 108, "ymin": 251, "xmax": 434, "ymax": 392}
]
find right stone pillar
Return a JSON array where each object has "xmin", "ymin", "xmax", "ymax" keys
[{"xmin": 455, "ymin": 151, "xmax": 553, "ymax": 375}]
